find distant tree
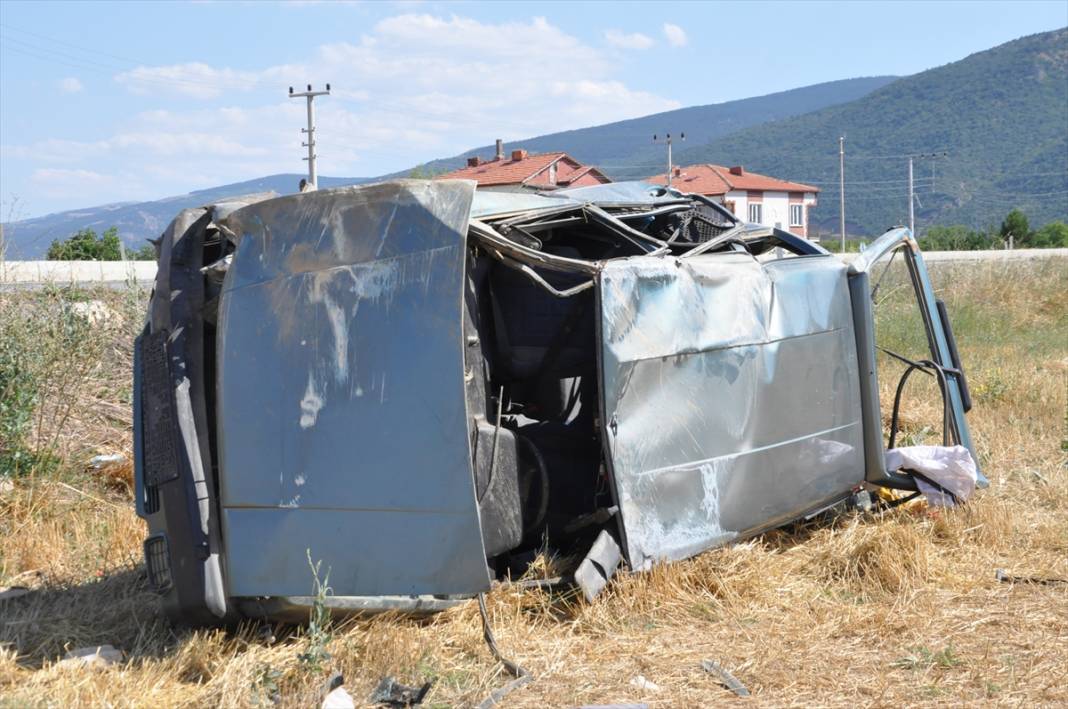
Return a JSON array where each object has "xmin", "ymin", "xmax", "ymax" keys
[
  {"xmin": 999, "ymin": 209, "xmax": 1032, "ymax": 247},
  {"xmin": 408, "ymin": 164, "xmax": 443, "ymax": 179},
  {"xmin": 1032, "ymin": 221, "xmax": 1068, "ymax": 248},
  {"xmin": 46, "ymin": 226, "xmax": 123, "ymax": 260},
  {"xmin": 131, "ymin": 243, "xmax": 158, "ymax": 261},
  {"xmin": 919, "ymin": 225, "xmax": 996, "ymax": 251}
]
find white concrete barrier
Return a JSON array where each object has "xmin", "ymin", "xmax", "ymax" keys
[
  {"xmin": 2, "ymin": 248, "xmax": 1065, "ymax": 286},
  {"xmin": 838, "ymin": 247, "xmax": 1068, "ymax": 264},
  {"xmin": 1, "ymin": 260, "xmax": 157, "ymax": 286}
]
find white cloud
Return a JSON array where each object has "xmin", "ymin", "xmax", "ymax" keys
[
  {"xmin": 115, "ymin": 62, "xmax": 260, "ymax": 99},
  {"xmin": 100, "ymin": 13, "xmax": 679, "ymax": 163},
  {"xmin": 59, "ymin": 77, "xmax": 84, "ymax": 93},
  {"xmin": 8, "ymin": 13, "xmax": 681, "ymax": 212},
  {"xmin": 32, "ymin": 168, "xmax": 109, "ymax": 184},
  {"xmin": 663, "ymin": 23, "xmax": 687, "ymax": 47},
  {"xmin": 604, "ymin": 29, "xmax": 655, "ymax": 50},
  {"xmin": 29, "ymin": 168, "xmax": 117, "ymax": 200}
]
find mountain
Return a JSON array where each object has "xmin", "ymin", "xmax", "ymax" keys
[
  {"xmin": 11, "ymin": 30, "xmax": 1067, "ymax": 257},
  {"xmin": 3, "ymin": 76, "xmax": 897, "ymax": 258},
  {"xmin": 663, "ymin": 28, "xmax": 1068, "ymax": 237},
  {"xmin": 391, "ymin": 76, "xmax": 898, "ymax": 179},
  {"xmin": 2, "ymin": 174, "xmax": 371, "ymax": 259}
]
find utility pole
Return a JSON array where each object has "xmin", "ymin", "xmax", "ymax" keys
[
  {"xmin": 653, "ymin": 132, "xmax": 685, "ymax": 186},
  {"xmin": 908, "ymin": 156, "xmax": 915, "ymax": 235},
  {"xmin": 906, "ymin": 151, "xmax": 947, "ymax": 238},
  {"xmin": 838, "ymin": 136, "xmax": 846, "ymax": 252},
  {"xmin": 289, "ymin": 83, "xmax": 331, "ymax": 189}
]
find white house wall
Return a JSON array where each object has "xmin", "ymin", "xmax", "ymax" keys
[{"xmin": 722, "ymin": 190, "xmax": 817, "ymax": 238}]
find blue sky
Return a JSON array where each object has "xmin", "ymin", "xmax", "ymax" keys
[{"xmin": 1, "ymin": 0, "xmax": 1065, "ymax": 219}]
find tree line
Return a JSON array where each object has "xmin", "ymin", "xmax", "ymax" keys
[{"xmin": 918, "ymin": 209, "xmax": 1067, "ymax": 251}]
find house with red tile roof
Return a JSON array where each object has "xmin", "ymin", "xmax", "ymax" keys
[
  {"xmin": 437, "ymin": 140, "xmax": 611, "ymax": 192},
  {"xmin": 649, "ymin": 164, "xmax": 820, "ymax": 239}
]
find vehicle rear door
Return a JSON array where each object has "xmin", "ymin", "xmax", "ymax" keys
[{"xmin": 216, "ymin": 180, "xmax": 490, "ymax": 598}]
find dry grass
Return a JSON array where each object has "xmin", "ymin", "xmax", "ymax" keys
[{"xmin": 1, "ymin": 258, "xmax": 1066, "ymax": 707}]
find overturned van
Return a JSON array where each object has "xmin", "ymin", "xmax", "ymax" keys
[{"xmin": 134, "ymin": 180, "xmax": 982, "ymax": 624}]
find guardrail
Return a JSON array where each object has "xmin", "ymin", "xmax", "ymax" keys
[{"xmin": 2, "ymin": 248, "xmax": 1066, "ymax": 286}]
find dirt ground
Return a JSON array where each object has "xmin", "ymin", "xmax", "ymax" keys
[{"xmin": 1, "ymin": 257, "xmax": 1065, "ymax": 707}]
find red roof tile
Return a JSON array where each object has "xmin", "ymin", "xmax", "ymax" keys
[
  {"xmin": 437, "ymin": 152, "xmax": 568, "ymax": 186},
  {"xmin": 648, "ymin": 164, "xmax": 819, "ymax": 195}
]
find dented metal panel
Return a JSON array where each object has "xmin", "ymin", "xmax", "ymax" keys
[
  {"xmin": 598, "ymin": 253, "xmax": 866, "ymax": 569},
  {"xmin": 215, "ymin": 180, "xmax": 491, "ymax": 598}
]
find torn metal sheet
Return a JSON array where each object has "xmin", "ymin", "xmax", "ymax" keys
[{"xmin": 574, "ymin": 529, "xmax": 623, "ymax": 601}]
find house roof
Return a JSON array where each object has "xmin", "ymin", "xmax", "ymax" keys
[
  {"xmin": 648, "ymin": 164, "xmax": 819, "ymax": 195},
  {"xmin": 558, "ymin": 165, "xmax": 598, "ymax": 186},
  {"xmin": 437, "ymin": 152, "xmax": 568, "ymax": 186}
]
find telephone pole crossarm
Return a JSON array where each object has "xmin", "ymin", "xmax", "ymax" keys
[
  {"xmin": 653, "ymin": 132, "xmax": 685, "ymax": 187},
  {"xmin": 289, "ymin": 84, "xmax": 331, "ymax": 190}
]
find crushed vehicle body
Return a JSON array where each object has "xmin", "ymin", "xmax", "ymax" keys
[{"xmin": 134, "ymin": 179, "xmax": 982, "ymax": 624}]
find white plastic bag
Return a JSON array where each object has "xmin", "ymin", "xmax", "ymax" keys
[{"xmin": 885, "ymin": 445, "xmax": 978, "ymax": 507}]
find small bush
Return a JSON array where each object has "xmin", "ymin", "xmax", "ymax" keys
[{"xmin": 0, "ymin": 288, "xmax": 99, "ymax": 477}]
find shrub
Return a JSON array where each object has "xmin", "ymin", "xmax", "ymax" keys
[{"xmin": 47, "ymin": 227, "xmax": 125, "ymax": 260}]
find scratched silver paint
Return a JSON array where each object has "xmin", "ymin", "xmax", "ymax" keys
[
  {"xmin": 598, "ymin": 252, "xmax": 866, "ymax": 569},
  {"xmin": 215, "ymin": 180, "xmax": 491, "ymax": 598}
]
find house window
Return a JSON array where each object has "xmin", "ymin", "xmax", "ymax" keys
[
  {"xmin": 748, "ymin": 203, "xmax": 762, "ymax": 224},
  {"xmin": 790, "ymin": 204, "xmax": 804, "ymax": 226}
]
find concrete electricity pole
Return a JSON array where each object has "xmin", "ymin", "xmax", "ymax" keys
[
  {"xmin": 908, "ymin": 156, "xmax": 915, "ymax": 235},
  {"xmin": 906, "ymin": 152, "xmax": 947, "ymax": 238},
  {"xmin": 838, "ymin": 136, "xmax": 846, "ymax": 252},
  {"xmin": 289, "ymin": 83, "xmax": 331, "ymax": 190},
  {"xmin": 654, "ymin": 133, "xmax": 685, "ymax": 186}
]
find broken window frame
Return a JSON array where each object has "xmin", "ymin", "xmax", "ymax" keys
[{"xmin": 847, "ymin": 227, "xmax": 985, "ymax": 491}]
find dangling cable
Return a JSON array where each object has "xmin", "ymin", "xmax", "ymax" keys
[
  {"xmin": 880, "ymin": 346, "xmax": 961, "ymax": 449},
  {"xmin": 476, "ymin": 593, "xmax": 533, "ymax": 709}
]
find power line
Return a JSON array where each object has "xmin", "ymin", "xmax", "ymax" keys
[
  {"xmin": 0, "ymin": 21, "xmax": 156, "ymax": 67},
  {"xmin": 0, "ymin": 35, "xmax": 254, "ymax": 93}
]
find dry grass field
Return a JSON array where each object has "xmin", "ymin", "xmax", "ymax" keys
[{"xmin": 1, "ymin": 257, "xmax": 1065, "ymax": 707}]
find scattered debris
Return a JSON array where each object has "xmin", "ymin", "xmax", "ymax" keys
[
  {"xmin": 701, "ymin": 659, "xmax": 750, "ymax": 697},
  {"xmin": 69, "ymin": 300, "xmax": 117, "ymax": 326},
  {"xmin": 494, "ymin": 576, "xmax": 566, "ymax": 591},
  {"xmin": 574, "ymin": 529, "xmax": 622, "ymax": 602},
  {"xmin": 58, "ymin": 645, "xmax": 123, "ymax": 670},
  {"xmin": 995, "ymin": 569, "xmax": 1068, "ymax": 586},
  {"xmin": 89, "ymin": 453, "xmax": 125, "ymax": 468},
  {"xmin": 86, "ymin": 453, "xmax": 133, "ymax": 493},
  {"xmin": 323, "ymin": 686, "xmax": 355, "ymax": 709},
  {"xmin": 1028, "ymin": 469, "xmax": 1049, "ymax": 485},
  {"xmin": 369, "ymin": 675, "xmax": 433, "ymax": 707},
  {"xmin": 0, "ymin": 586, "xmax": 30, "ymax": 602},
  {"xmin": 256, "ymin": 624, "xmax": 277, "ymax": 645},
  {"xmin": 0, "ymin": 477, "xmax": 13, "ymax": 495},
  {"xmin": 885, "ymin": 445, "xmax": 977, "ymax": 506},
  {"xmin": 849, "ymin": 488, "xmax": 874, "ymax": 512},
  {"xmin": 629, "ymin": 676, "xmax": 661, "ymax": 693}
]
